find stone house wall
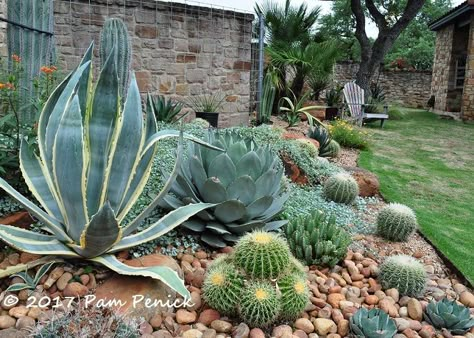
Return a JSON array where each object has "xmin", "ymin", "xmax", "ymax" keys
[
  {"xmin": 462, "ymin": 14, "xmax": 474, "ymax": 121},
  {"xmin": 0, "ymin": 0, "xmax": 254, "ymax": 127},
  {"xmin": 334, "ymin": 61, "xmax": 432, "ymax": 109}
]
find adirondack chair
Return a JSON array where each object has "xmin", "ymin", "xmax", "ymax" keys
[{"xmin": 343, "ymin": 82, "xmax": 389, "ymax": 127}]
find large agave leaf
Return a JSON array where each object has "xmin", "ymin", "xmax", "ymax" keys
[
  {"xmin": 105, "ymin": 74, "xmax": 143, "ymax": 213},
  {"xmin": 245, "ymin": 196, "xmax": 273, "ymax": 220},
  {"xmin": 0, "ymin": 225, "xmax": 79, "ymax": 257},
  {"xmin": 52, "ymin": 95, "xmax": 88, "ymax": 243},
  {"xmin": 0, "ymin": 179, "xmax": 71, "ymax": 242},
  {"xmin": 235, "ymin": 151, "xmax": 262, "ymax": 180},
  {"xmin": 255, "ymin": 169, "xmax": 279, "ymax": 199},
  {"xmin": 214, "ymin": 200, "xmax": 247, "ymax": 223},
  {"xmin": 111, "ymin": 203, "xmax": 215, "ymax": 251},
  {"xmin": 69, "ymin": 202, "xmax": 121, "ymax": 258},
  {"xmin": 263, "ymin": 220, "xmax": 287, "ymax": 231},
  {"xmin": 201, "ymin": 233, "xmax": 227, "ymax": 248},
  {"xmin": 189, "ymin": 156, "xmax": 208, "ymax": 192},
  {"xmin": 182, "ymin": 220, "xmax": 206, "ymax": 232},
  {"xmin": 226, "ymin": 175, "xmax": 256, "ymax": 205},
  {"xmin": 90, "ymin": 254, "xmax": 190, "ymax": 298},
  {"xmin": 201, "ymin": 178, "xmax": 227, "ymax": 203},
  {"xmin": 85, "ymin": 52, "xmax": 120, "ymax": 217},
  {"xmin": 208, "ymin": 153, "xmax": 236, "ymax": 187}
]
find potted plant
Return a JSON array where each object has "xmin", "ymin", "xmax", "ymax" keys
[
  {"xmin": 324, "ymin": 86, "xmax": 343, "ymax": 121},
  {"xmin": 187, "ymin": 92, "xmax": 226, "ymax": 128}
]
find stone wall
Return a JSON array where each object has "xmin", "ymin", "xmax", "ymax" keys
[
  {"xmin": 0, "ymin": 0, "xmax": 254, "ymax": 127},
  {"xmin": 334, "ymin": 61, "xmax": 432, "ymax": 109},
  {"xmin": 462, "ymin": 14, "xmax": 474, "ymax": 121},
  {"xmin": 430, "ymin": 25, "xmax": 455, "ymax": 114}
]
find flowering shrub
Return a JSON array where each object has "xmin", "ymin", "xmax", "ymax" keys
[{"xmin": 328, "ymin": 119, "xmax": 370, "ymax": 150}]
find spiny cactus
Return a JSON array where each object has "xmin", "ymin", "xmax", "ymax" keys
[
  {"xmin": 323, "ymin": 172, "xmax": 359, "ymax": 204},
  {"xmin": 100, "ymin": 18, "xmax": 132, "ymax": 100},
  {"xmin": 285, "ymin": 210, "xmax": 351, "ymax": 267},
  {"xmin": 202, "ymin": 258, "xmax": 245, "ymax": 315},
  {"xmin": 322, "ymin": 139, "xmax": 341, "ymax": 158},
  {"xmin": 278, "ymin": 274, "xmax": 310, "ymax": 319},
  {"xmin": 7, "ymin": 0, "xmax": 55, "ymax": 123},
  {"xmin": 234, "ymin": 231, "xmax": 291, "ymax": 279},
  {"xmin": 377, "ymin": 203, "xmax": 417, "ymax": 242},
  {"xmin": 424, "ymin": 298, "xmax": 474, "ymax": 335},
  {"xmin": 238, "ymin": 280, "xmax": 280, "ymax": 328},
  {"xmin": 379, "ymin": 255, "xmax": 426, "ymax": 297},
  {"xmin": 350, "ymin": 308, "xmax": 397, "ymax": 338}
]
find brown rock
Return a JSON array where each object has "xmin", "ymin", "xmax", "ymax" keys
[
  {"xmin": 249, "ymin": 328, "xmax": 265, "ymax": 338},
  {"xmin": 379, "ymin": 298, "xmax": 398, "ymax": 317},
  {"xmin": 149, "ymin": 313, "xmax": 163, "ymax": 329},
  {"xmin": 273, "ymin": 324, "xmax": 293, "ymax": 337},
  {"xmin": 63, "ymin": 282, "xmax": 88, "ymax": 297},
  {"xmin": 211, "ymin": 320, "xmax": 233, "ymax": 333},
  {"xmin": 365, "ymin": 295, "xmax": 379, "ymax": 305},
  {"xmin": 344, "ymin": 167, "xmax": 380, "ymax": 197},
  {"xmin": 56, "ymin": 272, "xmax": 73, "ymax": 291},
  {"xmin": 295, "ymin": 318, "xmax": 314, "ymax": 334},
  {"xmin": 281, "ymin": 153, "xmax": 308, "ymax": 185},
  {"xmin": 0, "ymin": 211, "xmax": 34, "ymax": 229},
  {"xmin": 407, "ymin": 298, "xmax": 423, "ymax": 321},
  {"xmin": 460, "ymin": 291, "xmax": 474, "ymax": 307},
  {"xmin": 337, "ymin": 319, "xmax": 349, "ymax": 337},
  {"xmin": 313, "ymin": 318, "xmax": 337, "ymax": 335},
  {"xmin": 0, "ymin": 315, "xmax": 16, "ymax": 329},
  {"xmin": 176, "ymin": 309, "xmax": 197, "ymax": 324},
  {"xmin": 232, "ymin": 323, "xmax": 250, "ymax": 338},
  {"xmin": 19, "ymin": 253, "xmax": 41, "ymax": 264},
  {"xmin": 27, "ymin": 307, "xmax": 41, "ymax": 320},
  {"xmin": 198, "ymin": 309, "xmax": 220, "ymax": 326},
  {"xmin": 8, "ymin": 306, "xmax": 28, "ymax": 319},
  {"xmin": 182, "ymin": 329, "xmax": 203, "ymax": 338},
  {"xmin": 327, "ymin": 293, "xmax": 345, "ymax": 309},
  {"xmin": 44, "ymin": 266, "xmax": 64, "ymax": 289},
  {"xmin": 293, "ymin": 330, "xmax": 309, "ymax": 338},
  {"xmin": 15, "ymin": 316, "xmax": 35, "ymax": 330},
  {"xmin": 202, "ymin": 329, "xmax": 217, "ymax": 338}
]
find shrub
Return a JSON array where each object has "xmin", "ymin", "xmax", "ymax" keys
[
  {"xmin": 323, "ymin": 173, "xmax": 359, "ymax": 205},
  {"xmin": 158, "ymin": 130, "xmax": 289, "ymax": 248},
  {"xmin": 285, "ymin": 210, "xmax": 351, "ymax": 267},
  {"xmin": 379, "ymin": 255, "xmax": 426, "ymax": 297},
  {"xmin": 424, "ymin": 298, "xmax": 474, "ymax": 335},
  {"xmin": 388, "ymin": 107, "xmax": 406, "ymax": 120},
  {"xmin": 350, "ymin": 308, "xmax": 397, "ymax": 338},
  {"xmin": 377, "ymin": 203, "xmax": 417, "ymax": 242},
  {"xmin": 328, "ymin": 119, "xmax": 370, "ymax": 149}
]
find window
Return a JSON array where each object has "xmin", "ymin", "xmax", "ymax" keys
[{"xmin": 455, "ymin": 55, "xmax": 467, "ymax": 89}]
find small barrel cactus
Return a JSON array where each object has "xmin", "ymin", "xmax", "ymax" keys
[
  {"xmin": 202, "ymin": 257, "xmax": 245, "ymax": 315},
  {"xmin": 377, "ymin": 203, "xmax": 417, "ymax": 242},
  {"xmin": 278, "ymin": 273, "xmax": 310, "ymax": 319},
  {"xmin": 379, "ymin": 255, "xmax": 426, "ymax": 297},
  {"xmin": 350, "ymin": 308, "xmax": 397, "ymax": 338},
  {"xmin": 234, "ymin": 231, "xmax": 291, "ymax": 279},
  {"xmin": 323, "ymin": 173, "xmax": 359, "ymax": 204},
  {"xmin": 424, "ymin": 298, "xmax": 474, "ymax": 335},
  {"xmin": 285, "ymin": 210, "xmax": 351, "ymax": 267},
  {"xmin": 238, "ymin": 280, "xmax": 280, "ymax": 328}
]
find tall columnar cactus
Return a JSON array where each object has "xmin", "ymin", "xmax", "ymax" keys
[
  {"xmin": 379, "ymin": 255, "xmax": 427, "ymax": 297},
  {"xmin": 238, "ymin": 280, "xmax": 281, "ymax": 328},
  {"xmin": 258, "ymin": 73, "xmax": 276, "ymax": 124},
  {"xmin": 234, "ymin": 231, "xmax": 291, "ymax": 279},
  {"xmin": 323, "ymin": 172, "xmax": 359, "ymax": 204},
  {"xmin": 7, "ymin": 0, "xmax": 55, "ymax": 123},
  {"xmin": 100, "ymin": 18, "xmax": 132, "ymax": 100},
  {"xmin": 285, "ymin": 210, "xmax": 351, "ymax": 268},
  {"xmin": 377, "ymin": 203, "xmax": 417, "ymax": 242}
]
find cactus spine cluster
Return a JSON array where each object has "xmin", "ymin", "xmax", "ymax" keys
[
  {"xmin": 377, "ymin": 203, "xmax": 417, "ymax": 241},
  {"xmin": 202, "ymin": 231, "xmax": 310, "ymax": 327},
  {"xmin": 239, "ymin": 281, "xmax": 280, "ymax": 327},
  {"xmin": 100, "ymin": 18, "xmax": 132, "ymax": 100},
  {"xmin": 234, "ymin": 231, "xmax": 291, "ymax": 279},
  {"xmin": 285, "ymin": 210, "xmax": 351, "ymax": 268},
  {"xmin": 323, "ymin": 172, "xmax": 359, "ymax": 204},
  {"xmin": 7, "ymin": 0, "xmax": 55, "ymax": 123},
  {"xmin": 379, "ymin": 255, "xmax": 426, "ymax": 297}
]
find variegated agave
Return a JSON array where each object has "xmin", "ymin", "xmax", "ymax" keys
[
  {"xmin": 159, "ymin": 131, "xmax": 289, "ymax": 248},
  {"xmin": 0, "ymin": 43, "xmax": 217, "ymax": 298}
]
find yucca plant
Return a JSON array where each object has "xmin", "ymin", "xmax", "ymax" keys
[
  {"xmin": 424, "ymin": 298, "xmax": 474, "ymax": 335},
  {"xmin": 0, "ymin": 43, "xmax": 219, "ymax": 298},
  {"xmin": 159, "ymin": 130, "xmax": 289, "ymax": 248},
  {"xmin": 146, "ymin": 94, "xmax": 185, "ymax": 123}
]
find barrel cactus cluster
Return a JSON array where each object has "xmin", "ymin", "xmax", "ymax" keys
[
  {"xmin": 202, "ymin": 231, "xmax": 309, "ymax": 327},
  {"xmin": 377, "ymin": 203, "xmax": 418, "ymax": 242},
  {"xmin": 424, "ymin": 298, "xmax": 474, "ymax": 335},
  {"xmin": 323, "ymin": 172, "xmax": 359, "ymax": 204},
  {"xmin": 284, "ymin": 210, "xmax": 351, "ymax": 267},
  {"xmin": 350, "ymin": 308, "xmax": 397, "ymax": 338},
  {"xmin": 159, "ymin": 131, "xmax": 289, "ymax": 248},
  {"xmin": 379, "ymin": 255, "xmax": 427, "ymax": 297}
]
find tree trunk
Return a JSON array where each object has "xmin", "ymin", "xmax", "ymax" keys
[{"xmin": 350, "ymin": 0, "xmax": 426, "ymax": 92}]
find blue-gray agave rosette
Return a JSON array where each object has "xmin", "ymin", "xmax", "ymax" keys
[
  {"xmin": 0, "ymin": 43, "xmax": 218, "ymax": 298},
  {"xmin": 159, "ymin": 131, "xmax": 289, "ymax": 248}
]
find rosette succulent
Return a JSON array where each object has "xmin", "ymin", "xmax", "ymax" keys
[
  {"xmin": 424, "ymin": 298, "xmax": 474, "ymax": 335},
  {"xmin": 0, "ymin": 43, "xmax": 218, "ymax": 298},
  {"xmin": 350, "ymin": 308, "xmax": 397, "ymax": 338},
  {"xmin": 159, "ymin": 131, "xmax": 289, "ymax": 247}
]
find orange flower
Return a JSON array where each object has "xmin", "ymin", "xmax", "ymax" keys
[
  {"xmin": 40, "ymin": 66, "xmax": 56, "ymax": 74},
  {"xmin": 12, "ymin": 54, "xmax": 21, "ymax": 63},
  {"xmin": 0, "ymin": 83, "xmax": 6, "ymax": 90}
]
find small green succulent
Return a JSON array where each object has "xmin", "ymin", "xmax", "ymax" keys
[
  {"xmin": 350, "ymin": 308, "xmax": 397, "ymax": 338},
  {"xmin": 424, "ymin": 298, "xmax": 474, "ymax": 335},
  {"xmin": 6, "ymin": 261, "xmax": 56, "ymax": 293}
]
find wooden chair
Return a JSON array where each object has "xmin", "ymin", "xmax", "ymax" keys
[{"xmin": 343, "ymin": 82, "xmax": 389, "ymax": 127}]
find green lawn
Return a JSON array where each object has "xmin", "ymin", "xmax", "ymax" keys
[{"xmin": 358, "ymin": 110, "xmax": 474, "ymax": 284}]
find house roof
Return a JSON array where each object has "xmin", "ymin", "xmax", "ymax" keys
[{"xmin": 429, "ymin": 1, "xmax": 474, "ymax": 31}]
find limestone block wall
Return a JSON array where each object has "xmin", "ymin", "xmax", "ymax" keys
[
  {"xmin": 462, "ymin": 14, "xmax": 474, "ymax": 121},
  {"xmin": 334, "ymin": 61, "xmax": 432, "ymax": 109},
  {"xmin": 430, "ymin": 25, "xmax": 455, "ymax": 113},
  {"xmin": 0, "ymin": 0, "xmax": 254, "ymax": 127}
]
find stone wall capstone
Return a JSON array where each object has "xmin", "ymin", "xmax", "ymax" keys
[
  {"xmin": 334, "ymin": 61, "xmax": 432, "ymax": 109},
  {"xmin": 0, "ymin": 0, "xmax": 254, "ymax": 128}
]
